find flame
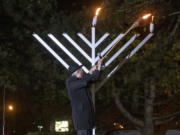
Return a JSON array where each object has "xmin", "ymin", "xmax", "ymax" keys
[
  {"xmin": 152, "ymin": 16, "xmax": 154, "ymax": 22},
  {"xmin": 142, "ymin": 14, "xmax": 152, "ymax": 19},
  {"xmin": 95, "ymin": 8, "xmax": 102, "ymax": 16}
]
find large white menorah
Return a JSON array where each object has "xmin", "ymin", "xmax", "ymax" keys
[
  {"xmin": 32, "ymin": 29, "xmax": 153, "ymax": 135},
  {"xmin": 33, "ymin": 9, "xmax": 154, "ymax": 77},
  {"xmin": 33, "ymin": 27, "xmax": 153, "ymax": 78},
  {"xmin": 32, "ymin": 9, "xmax": 154, "ymax": 135}
]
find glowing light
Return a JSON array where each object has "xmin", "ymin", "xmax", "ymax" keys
[
  {"xmin": 8, "ymin": 105, "xmax": 14, "ymax": 111},
  {"xmin": 113, "ymin": 122, "xmax": 124, "ymax": 129},
  {"xmin": 37, "ymin": 125, "xmax": 43, "ymax": 131},
  {"xmin": 152, "ymin": 16, "xmax": 154, "ymax": 22},
  {"xmin": 37, "ymin": 125, "xmax": 43, "ymax": 129},
  {"xmin": 119, "ymin": 125, "xmax": 124, "ymax": 129},
  {"xmin": 55, "ymin": 121, "xmax": 69, "ymax": 132},
  {"xmin": 142, "ymin": 14, "xmax": 152, "ymax": 20},
  {"xmin": 95, "ymin": 8, "xmax": 102, "ymax": 16}
]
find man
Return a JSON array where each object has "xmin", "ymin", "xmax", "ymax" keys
[{"xmin": 66, "ymin": 58, "xmax": 104, "ymax": 135}]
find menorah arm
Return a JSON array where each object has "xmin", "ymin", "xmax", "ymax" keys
[
  {"xmin": 77, "ymin": 33, "xmax": 92, "ymax": 47},
  {"xmin": 32, "ymin": 34, "xmax": 69, "ymax": 69},
  {"xmin": 48, "ymin": 34, "xmax": 89, "ymax": 73},
  {"xmin": 100, "ymin": 33, "xmax": 124, "ymax": 57},
  {"xmin": 95, "ymin": 33, "xmax": 109, "ymax": 48},
  {"xmin": 63, "ymin": 33, "xmax": 92, "ymax": 63},
  {"xmin": 105, "ymin": 34, "xmax": 137, "ymax": 67},
  {"xmin": 95, "ymin": 33, "xmax": 154, "ymax": 92},
  {"xmin": 126, "ymin": 33, "xmax": 154, "ymax": 59}
]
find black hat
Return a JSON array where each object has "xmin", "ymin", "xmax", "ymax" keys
[{"xmin": 68, "ymin": 63, "xmax": 83, "ymax": 73}]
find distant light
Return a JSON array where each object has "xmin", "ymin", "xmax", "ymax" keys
[
  {"xmin": 113, "ymin": 122, "xmax": 124, "ymax": 129},
  {"xmin": 119, "ymin": 125, "xmax": 124, "ymax": 129},
  {"xmin": 8, "ymin": 105, "xmax": 14, "ymax": 111},
  {"xmin": 55, "ymin": 121, "xmax": 69, "ymax": 132},
  {"xmin": 37, "ymin": 125, "xmax": 43, "ymax": 129},
  {"xmin": 37, "ymin": 125, "xmax": 43, "ymax": 132}
]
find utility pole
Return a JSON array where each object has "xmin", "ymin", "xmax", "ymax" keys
[{"xmin": 2, "ymin": 84, "xmax": 6, "ymax": 135}]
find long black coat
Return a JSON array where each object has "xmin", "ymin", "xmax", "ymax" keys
[{"xmin": 66, "ymin": 70, "xmax": 100, "ymax": 130}]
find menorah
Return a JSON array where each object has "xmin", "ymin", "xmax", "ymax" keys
[
  {"xmin": 32, "ymin": 8, "xmax": 154, "ymax": 135},
  {"xmin": 33, "ymin": 28, "xmax": 153, "ymax": 75}
]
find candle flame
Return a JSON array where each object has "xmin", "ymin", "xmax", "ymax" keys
[
  {"xmin": 95, "ymin": 8, "xmax": 102, "ymax": 16},
  {"xmin": 152, "ymin": 16, "xmax": 154, "ymax": 22},
  {"xmin": 142, "ymin": 14, "xmax": 152, "ymax": 20}
]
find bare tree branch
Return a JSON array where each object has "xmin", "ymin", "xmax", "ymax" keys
[
  {"xmin": 169, "ymin": 11, "xmax": 180, "ymax": 16},
  {"xmin": 154, "ymin": 117, "xmax": 175, "ymax": 126},
  {"xmin": 170, "ymin": 15, "xmax": 180, "ymax": 37},
  {"xmin": 154, "ymin": 110, "xmax": 180, "ymax": 121},
  {"xmin": 154, "ymin": 110, "xmax": 180, "ymax": 125},
  {"xmin": 112, "ymin": 86, "xmax": 144, "ymax": 128},
  {"xmin": 154, "ymin": 94, "xmax": 180, "ymax": 106},
  {"xmin": 120, "ymin": 99, "xmax": 144, "ymax": 106}
]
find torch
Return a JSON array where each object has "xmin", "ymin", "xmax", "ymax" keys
[
  {"xmin": 102, "ymin": 13, "xmax": 152, "ymax": 59},
  {"xmin": 92, "ymin": 8, "xmax": 102, "ymax": 26},
  {"xmin": 125, "ymin": 13, "xmax": 152, "ymax": 35}
]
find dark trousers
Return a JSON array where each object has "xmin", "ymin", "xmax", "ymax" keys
[{"xmin": 77, "ymin": 129, "xmax": 92, "ymax": 135}]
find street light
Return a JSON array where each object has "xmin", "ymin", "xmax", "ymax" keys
[
  {"xmin": 2, "ymin": 85, "xmax": 14, "ymax": 135},
  {"xmin": 8, "ymin": 105, "xmax": 14, "ymax": 111}
]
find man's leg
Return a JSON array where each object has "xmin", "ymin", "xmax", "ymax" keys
[{"xmin": 77, "ymin": 129, "xmax": 92, "ymax": 135}]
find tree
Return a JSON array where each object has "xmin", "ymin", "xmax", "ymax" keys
[{"xmin": 95, "ymin": 0, "xmax": 180, "ymax": 135}]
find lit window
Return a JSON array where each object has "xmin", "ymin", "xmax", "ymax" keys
[{"xmin": 55, "ymin": 121, "xmax": 69, "ymax": 132}]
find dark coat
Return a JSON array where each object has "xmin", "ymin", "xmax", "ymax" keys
[{"xmin": 66, "ymin": 70, "xmax": 100, "ymax": 130}]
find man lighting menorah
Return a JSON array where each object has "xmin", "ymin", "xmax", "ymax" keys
[{"xmin": 66, "ymin": 58, "xmax": 104, "ymax": 135}]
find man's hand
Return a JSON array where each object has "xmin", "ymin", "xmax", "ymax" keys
[
  {"xmin": 89, "ymin": 57, "xmax": 106, "ymax": 74},
  {"xmin": 97, "ymin": 57, "xmax": 106, "ymax": 71},
  {"xmin": 89, "ymin": 65, "xmax": 97, "ymax": 74}
]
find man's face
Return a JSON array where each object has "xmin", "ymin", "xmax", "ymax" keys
[{"xmin": 77, "ymin": 68, "xmax": 84, "ymax": 78}]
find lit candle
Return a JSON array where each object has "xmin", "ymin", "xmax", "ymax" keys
[
  {"xmin": 92, "ymin": 16, "xmax": 97, "ymax": 26},
  {"xmin": 92, "ymin": 7, "xmax": 102, "ymax": 26},
  {"xmin": 150, "ymin": 16, "xmax": 154, "ymax": 33}
]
